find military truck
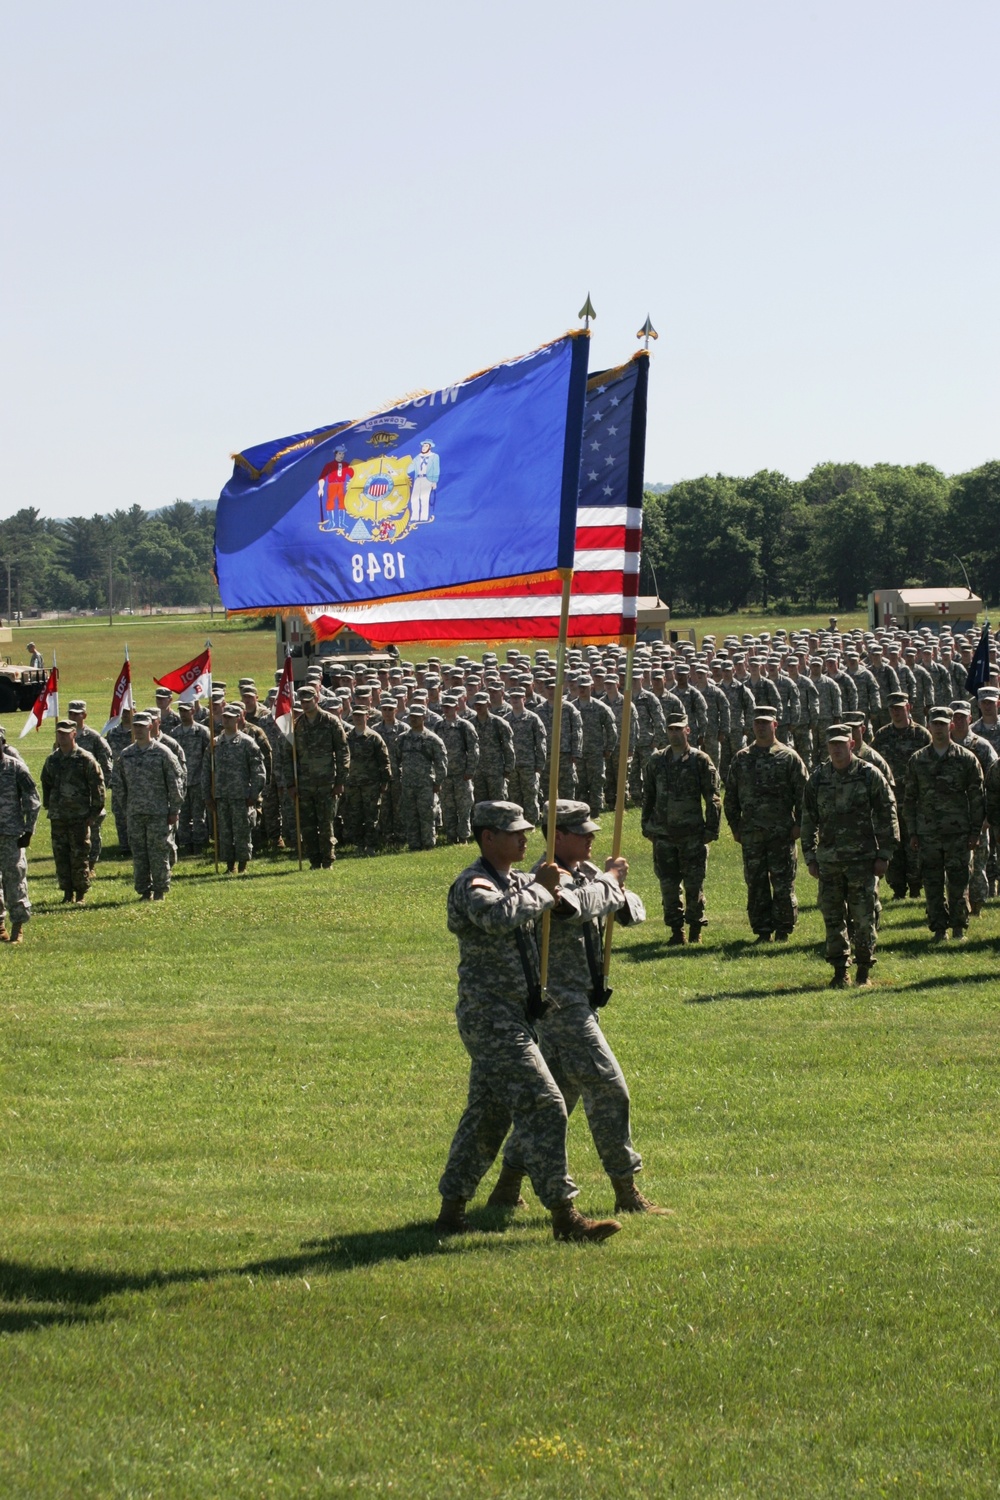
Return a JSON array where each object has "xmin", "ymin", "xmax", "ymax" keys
[
  {"xmin": 275, "ymin": 614, "xmax": 397, "ymax": 684},
  {"xmin": 0, "ymin": 630, "xmax": 46, "ymax": 712}
]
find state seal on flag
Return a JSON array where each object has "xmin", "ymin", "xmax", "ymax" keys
[{"xmin": 318, "ymin": 445, "xmax": 441, "ymax": 545}]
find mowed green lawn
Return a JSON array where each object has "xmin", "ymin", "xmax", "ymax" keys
[{"xmin": 1, "ymin": 619, "xmax": 998, "ymax": 1499}]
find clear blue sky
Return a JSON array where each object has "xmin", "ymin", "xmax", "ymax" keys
[{"xmin": 2, "ymin": 0, "xmax": 997, "ymax": 520}]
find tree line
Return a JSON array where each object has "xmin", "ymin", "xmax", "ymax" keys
[
  {"xmin": 0, "ymin": 502, "xmax": 219, "ymax": 617},
  {"xmin": 640, "ymin": 460, "xmax": 1000, "ymax": 614}
]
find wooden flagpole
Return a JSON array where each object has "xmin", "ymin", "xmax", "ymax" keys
[
  {"xmin": 205, "ymin": 639, "xmax": 220, "ymax": 871},
  {"xmin": 290, "ymin": 709, "xmax": 304, "ymax": 870},
  {"xmin": 603, "ymin": 638, "xmax": 636, "ymax": 975},
  {"xmin": 539, "ymin": 568, "xmax": 573, "ymax": 993}
]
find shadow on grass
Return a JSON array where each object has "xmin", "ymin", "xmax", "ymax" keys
[
  {"xmin": 0, "ymin": 1209, "xmax": 530, "ymax": 1334},
  {"xmin": 685, "ymin": 980, "xmax": 828, "ymax": 1004}
]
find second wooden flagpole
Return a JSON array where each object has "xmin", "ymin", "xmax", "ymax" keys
[
  {"xmin": 603, "ymin": 638, "xmax": 636, "ymax": 975},
  {"xmin": 539, "ymin": 569, "xmax": 573, "ymax": 994}
]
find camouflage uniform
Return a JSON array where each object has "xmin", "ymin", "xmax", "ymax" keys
[
  {"xmin": 502, "ymin": 858, "xmax": 641, "ymax": 1182},
  {"xmin": 0, "ymin": 745, "xmax": 40, "ymax": 927},
  {"xmin": 971, "ymin": 717, "xmax": 1000, "ymax": 756},
  {"xmin": 985, "ymin": 761, "xmax": 1000, "ymax": 847},
  {"xmin": 848, "ymin": 665, "xmax": 881, "ymax": 733},
  {"xmin": 903, "ymin": 741, "xmax": 985, "ymax": 935},
  {"xmin": 343, "ymin": 724, "xmax": 391, "ymax": 851},
  {"xmin": 106, "ymin": 719, "xmax": 134, "ymax": 852},
  {"xmin": 112, "ymin": 741, "xmax": 183, "ymax": 897},
  {"xmin": 725, "ymin": 740, "xmax": 807, "ymax": 939},
  {"xmin": 630, "ymin": 687, "xmax": 668, "ymax": 799},
  {"xmin": 472, "ymin": 713, "xmax": 515, "ymax": 802},
  {"xmin": 73, "ymin": 725, "xmax": 113, "ymax": 869},
  {"xmin": 173, "ymin": 718, "xmax": 211, "ymax": 851},
  {"xmin": 41, "ymin": 745, "xmax": 105, "ymax": 900},
  {"xmin": 910, "ymin": 662, "xmax": 935, "ymax": 723},
  {"xmin": 642, "ymin": 744, "xmax": 722, "ymax": 934},
  {"xmin": 953, "ymin": 730, "xmax": 997, "ymax": 910},
  {"xmin": 801, "ymin": 757, "xmax": 899, "ymax": 974},
  {"xmin": 672, "ymin": 682, "xmax": 708, "ymax": 747},
  {"xmin": 538, "ymin": 697, "xmax": 583, "ymax": 798},
  {"xmin": 698, "ymin": 679, "xmax": 732, "ymax": 768},
  {"xmin": 287, "ymin": 708, "xmax": 350, "ymax": 866},
  {"xmin": 872, "ymin": 721, "xmax": 932, "ymax": 893},
  {"xmin": 926, "ymin": 659, "xmax": 954, "ymax": 708},
  {"xmin": 506, "ymin": 707, "xmax": 547, "ymax": 825},
  {"xmin": 789, "ymin": 672, "xmax": 817, "ymax": 769},
  {"xmin": 373, "ymin": 716, "xmax": 408, "ymax": 845},
  {"xmin": 398, "ymin": 725, "xmax": 448, "ymax": 850},
  {"xmin": 575, "ymin": 697, "xmax": 617, "ymax": 817},
  {"xmin": 831, "ymin": 668, "xmax": 858, "ymax": 714},
  {"xmin": 748, "ymin": 674, "xmax": 780, "ymax": 718},
  {"xmin": 868, "ymin": 661, "xmax": 900, "ymax": 730},
  {"xmin": 256, "ymin": 710, "xmax": 289, "ymax": 849},
  {"xmin": 205, "ymin": 730, "xmax": 267, "ymax": 866},
  {"xmin": 719, "ymin": 678, "xmax": 755, "ymax": 780},
  {"xmin": 438, "ymin": 856, "xmax": 579, "ymax": 1210},
  {"xmin": 894, "ymin": 660, "xmax": 918, "ymax": 708},
  {"xmin": 769, "ymin": 671, "xmax": 801, "ymax": 746},
  {"xmin": 437, "ymin": 715, "xmax": 479, "ymax": 842},
  {"xmin": 812, "ymin": 674, "xmax": 844, "ymax": 761}
]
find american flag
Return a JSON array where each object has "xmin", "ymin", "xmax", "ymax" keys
[{"xmin": 305, "ymin": 352, "xmax": 648, "ymax": 648}]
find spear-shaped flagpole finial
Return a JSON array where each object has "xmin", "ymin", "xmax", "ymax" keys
[
  {"xmin": 637, "ymin": 315, "xmax": 658, "ymax": 350},
  {"xmin": 578, "ymin": 294, "xmax": 597, "ymax": 330}
]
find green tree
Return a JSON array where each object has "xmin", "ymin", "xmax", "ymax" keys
[{"xmin": 656, "ymin": 476, "xmax": 761, "ymax": 614}]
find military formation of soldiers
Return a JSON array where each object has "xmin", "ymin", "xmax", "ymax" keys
[{"xmin": 1, "ymin": 623, "xmax": 998, "ymax": 973}]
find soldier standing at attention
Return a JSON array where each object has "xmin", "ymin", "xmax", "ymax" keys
[
  {"xmin": 904, "ymin": 707, "xmax": 985, "ymax": 943},
  {"xmin": 41, "ymin": 721, "xmax": 106, "ymax": 905},
  {"xmin": 343, "ymin": 705, "xmax": 391, "ymax": 855},
  {"xmin": 397, "ymin": 703, "xmax": 448, "ymax": 851},
  {"xmin": 112, "ymin": 712, "xmax": 183, "ymax": 901},
  {"xmin": 786, "ymin": 658, "xmax": 816, "ymax": 771},
  {"xmin": 205, "ymin": 705, "xmax": 266, "ymax": 874},
  {"xmin": 437, "ymin": 694, "xmax": 480, "ymax": 843},
  {"xmin": 801, "ymin": 725, "xmax": 899, "ymax": 988},
  {"xmin": 106, "ymin": 707, "xmax": 134, "ymax": 855},
  {"xmin": 173, "ymin": 699, "xmax": 211, "ymax": 855},
  {"xmin": 538, "ymin": 679, "xmax": 583, "ymax": 799},
  {"xmin": 488, "ymin": 800, "xmax": 665, "ymax": 1218},
  {"xmin": 154, "ymin": 687, "xmax": 182, "ymax": 736},
  {"xmin": 573, "ymin": 675, "xmax": 617, "ymax": 816},
  {"xmin": 949, "ymin": 700, "xmax": 996, "ymax": 916},
  {"xmin": 0, "ymin": 724, "xmax": 40, "ymax": 943},
  {"xmin": 602, "ymin": 674, "xmax": 638, "ymax": 807},
  {"xmin": 286, "ymin": 683, "xmax": 350, "ymax": 868},
  {"xmin": 642, "ymin": 711, "xmax": 722, "ymax": 946},
  {"xmin": 67, "ymin": 700, "xmax": 113, "ymax": 874},
  {"xmin": 724, "ymin": 707, "xmax": 807, "ymax": 944},
  {"xmin": 470, "ymin": 693, "xmax": 515, "ymax": 803},
  {"xmin": 872, "ymin": 693, "xmax": 932, "ymax": 898},
  {"xmin": 372, "ymin": 694, "xmax": 407, "ymax": 847},
  {"xmin": 436, "ymin": 801, "xmax": 621, "ymax": 1244},
  {"xmin": 505, "ymin": 685, "xmax": 547, "ymax": 824}
]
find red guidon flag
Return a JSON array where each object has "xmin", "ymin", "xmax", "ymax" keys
[
  {"xmin": 20, "ymin": 664, "xmax": 59, "ymax": 738},
  {"xmin": 154, "ymin": 647, "xmax": 212, "ymax": 704},
  {"xmin": 103, "ymin": 650, "xmax": 134, "ymax": 733},
  {"xmin": 273, "ymin": 653, "xmax": 294, "ymax": 738}
]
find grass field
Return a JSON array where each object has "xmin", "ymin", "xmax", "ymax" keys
[{"xmin": 2, "ymin": 618, "xmax": 998, "ymax": 1499}]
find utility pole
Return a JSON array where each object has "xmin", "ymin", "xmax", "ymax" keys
[{"xmin": 1, "ymin": 556, "xmax": 12, "ymax": 627}]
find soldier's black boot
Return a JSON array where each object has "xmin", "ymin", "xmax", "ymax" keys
[
  {"xmin": 551, "ymin": 1199, "xmax": 622, "ymax": 1243},
  {"xmin": 687, "ymin": 925, "xmax": 702, "ymax": 945},
  {"xmin": 9, "ymin": 922, "xmax": 23, "ymax": 945},
  {"xmin": 666, "ymin": 927, "xmax": 686, "ymax": 946},
  {"xmin": 754, "ymin": 932, "xmax": 773, "ymax": 944},
  {"xmin": 908, "ymin": 883, "xmax": 921, "ymax": 898},
  {"xmin": 855, "ymin": 964, "xmax": 872, "ymax": 988},
  {"xmin": 237, "ymin": 860, "xmax": 247, "ymax": 873},
  {"xmin": 434, "ymin": 1197, "xmax": 470, "ymax": 1235},
  {"xmin": 830, "ymin": 963, "xmax": 850, "ymax": 989},
  {"xmin": 486, "ymin": 1166, "xmax": 526, "ymax": 1208},
  {"xmin": 610, "ymin": 1175, "xmax": 672, "ymax": 1215}
]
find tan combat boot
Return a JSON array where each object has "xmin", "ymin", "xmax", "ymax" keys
[
  {"xmin": 551, "ymin": 1199, "xmax": 621, "ymax": 1243},
  {"xmin": 0, "ymin": 920, "xmax": 8, "ymax": 942},
  {"xmin": 9, "ymin": 922, "xmax": 23, "ymax": 945},
  {"xmin": 610, "ymin": 1174, "xmax": 673, "ymax": 1215},
  {"xmin": 687, "ymin": 925, "xmax": 703, "ymax": 945},
  {"xmin": 486, "ymin": 1165, "xmax": 526, "ymax": 1208},
  {"xmin": 829, "ymin": 964, "xmax": 850, "ymax": 989},
  {"xmin": 434, "ymin": 1197, "xmax": 470, "ymax": 1235}
]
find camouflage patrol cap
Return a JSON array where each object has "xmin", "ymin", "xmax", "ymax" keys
[
  {"xmin": 441, "ymin": 692, "xmax": 460, "ymax": 706},
  {"xmin": 407, "ymin": 704, "xmax": 426, "ymax": 717},
  {"xmin": 978, "ymin": 687, "xmax": 999, "ymax": 700},
  {"xmin": 471, "ymin": 692, "xmax": 490, "ymax": 706},
  {"xmin": 211, "ymin": 687, "xmax": 225, "ymax": 701},
  {"xmin": 950, "ymin": 700, "xmax": 972, "ymax": 715},
  {"xmin": 472, "ymin": 800, "xmax": 533, "ymax": 833},
  {"xmin": 178, "ymin": 699, "xmax": 195, "ymax": 713},
  {"xmin": 131, "ymin": 713, "xmax": 151, "ymax": 727},
  {"xmin": 888, "ymin": 691, "xmax": 909, "ymax": 705},
  {"xmin": 239, "ymin": 678, "xmax": 256, "ymax": 691},
  {"xmin": 842, "ymin": 711, "xmax": 866, "ymax": 725},
  {"xmin": 144, "ymin": 707, "xmax": 161, "ymax": 721},
  {"xmin": 68, "ymin": 699, "xmax": 87, "ymax": 712},
  {"xmin": 508, "ymin": 685, "xmax": 526, "ymax": 697},
  {"xmin": 222, "ymin": 705, "xmax": 241, "ymax": 720},
  {"xmin": 55, "ymin": 719, "xmax": 75, "ymax": 732},
  {"xmin": 577, "ymin": 674, "xmax": 593, "ymax": 687},
  {"xmin": 929, "ymin": 707, "xmax": 954, "ymax": 723},
  {"xmin": 350, "ymin": 704, "xmax": 368, "ymax": 718},
  {"xmin": 155, "ymin": 687, "xmax": 172, "ymax": 699},
  {"xmin": 752, "ymin": 706, "xmax": 778, "ymax": 721},
  {"xmin": 826, "ymin": 724, "xmax": 851, "ymax": 742},
  {"xmin": 298, "ymin": 685, "xmax": 317, "ymax": 701},
  {"xmin": 666, "ymin": 712, "xmax": 689, "ymax": 728},
  {"xmin": 541, "ymin": 799, "xmax": 600, "ymax": 835}
]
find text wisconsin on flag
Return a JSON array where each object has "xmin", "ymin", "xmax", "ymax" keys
[
  {"xmin": 214, "ymin": 333, "xmax": 590, "ymax": 614},
  {"xmin": 306, "ymin": 352, "xmax": 649, "ymax": 646}
]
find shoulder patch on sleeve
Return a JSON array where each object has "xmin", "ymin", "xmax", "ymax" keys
[{"xmin": 468, "ymin": 878, "xmax": 496, "ymax": 892}]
